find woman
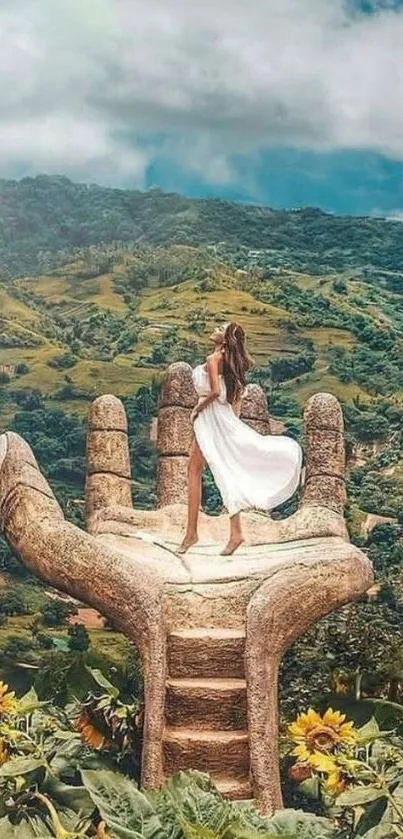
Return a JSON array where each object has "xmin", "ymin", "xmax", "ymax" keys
[{"xmin": 178, "ymin": 321, "xmax": 303, "ymax": 556}]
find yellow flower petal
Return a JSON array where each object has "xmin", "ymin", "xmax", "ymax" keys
[
  {"xmin": 288, "ymin": 721, "xmax": 305, "ymax": 738},
  {"xmin": 292, "ymin": 744, "xmax": 311, "ymax": 762},
  {"xmin": 308, "ymin": 752, "xmax": 338, "ymax": 774},
  {"xmin": 323, "ymin": 708, "xmax": 345, "ymax": 728},
  {"xmin": 0, "ymin": 682, "xmax": 19, "ymax": 717},
  {"xmin": 325, "ymin": 771, "xmax": 345, "ymax": 797}
]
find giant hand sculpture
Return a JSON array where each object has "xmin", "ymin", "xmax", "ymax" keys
[{"xmin": 0, "ymin": 363, "xmax": 373, "ymax": 813}]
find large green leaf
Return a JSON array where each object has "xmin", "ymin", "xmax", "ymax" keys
[
  {"xmin": 86, "ymin": 667, "xmax": 119, "ymax": 700},
  {"xmin": 345, "ymin": 793, "xmax": 390, "ymax": 837},
  {"xmin": 0, "ymin": 756, "xmax": 46, "ymax": 778},
  {"xmin": 48, "ymin": 737, "xmax": 87, "ymax": 779},
  {"xmin": 41, "ymin": 772, "xmax": 94, "ymax": 819},
  {"xmin": 149, "ymin": 773, "xmax": 336, "ymax": 839},
  {"xmin": 82, "ymin": 768, "xmax": 167, "ymax": 839},
  {"xmin": 148, "ymin": 772, "xmax": 263, "ymax": 839},
  {"xmin": 262, "ymin": 808, "xmax": 337, "ymax": 838},
  {"xmin": 356, "ymin": 718, "xmax": 382, "ymax": 746},
  {"xmin": 18, "ymin": 687, "xmax": 43, "ymax": 715},
  {"xmin": 337, "ymin": 787, "xmax": 387, "ymax": 808},
  {"xmin": 180, "ymin": 825, "xmax": 219, "ymax": 839},
  {"xmin": 360, "ymin": 816, "xmax": 400, "ymax": 839},
  {"xmin": 0, "ymin": 815, "xmax": 53, "ymax": 838}
]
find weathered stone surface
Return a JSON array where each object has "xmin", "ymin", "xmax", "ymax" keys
[
  {"xmin": 215, "ymin": 777, "xmax": 253, "ymax": 800},
  {"xmin": 157, "ymin": 457, "xmax": 188, "ymax": 507},
  {"xmin": 165, "ymin": 678, "xmax": 247, "ymax": 730},
  {"xmin": 88, "ymin": 394, "xmax": 128, "ymax": 432},
  {"xmin": 85, "ymin": 473, "xmax": 132, "ymax": 513},
  {"xmin": 241, "ymin": 384, "xmax": 270, "ymax": 421},
  {"xmin": 165, "ymin": 579, "xmax": 258, "ymax": 629},
  {"xmin": 305, "ymin": 428, "xmax": 345, "ymax": 480},
  {"xmin": 85, "ymin": 396, "xmax": 132, "ymax": 522},
  {"xmin": 0, "ymin": 433, "xmax": 62, "ymax": 543},
  {"xmin": 157, "ymin": 407, "xmax": 193, "ymax": 455},
  {"xmin": 0, "ymin": 379, "xmax": 375, "ymax": 814},
  {"xmin": 160, "ymin": 362, "xmax": 197, "ymax": 408},
  {"xmin": 163, "ymin": 728, "xmax": 249, "ymax": 777},
  {"xmin": 0, "ymin": 431, "xmax": 166, "ymax": 792},
  {"xmin": 302, "ymin": 475, "xmax": 346, "ymax": 514},
  {"xmin": 168, "ymin": 628, "xmax": 246, "ymax": 679},
  {"xmin": 304, "ymin": 392, "xmax": 344, "ymax": 431},
  {"xmin": 269, "ymin": 417, "xmax": 286, "ymax": 436},
  {"xmin": 246, "ymin": 546, "xmax": 372, "ymax": 813},
  {"xmin": 86, "ymin": 430, "xmax": 131, "ymax": 477},
  {"xmin": 303, "ymin": 392, "xmax": 346, "ymax": 514}
]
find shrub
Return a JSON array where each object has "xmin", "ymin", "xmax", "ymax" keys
[
  {"xmin": 47, "ymin": 352, "xmax": 78, "ymax": 369},
  {"xmin": 40, "ymin": 599, "xmax": 78, "ymax": 627},
  {"xmin": 15, "ymin": 362, "xmax": 30, "ymax": 375},
  {"xmin": 68, "ymin": 623, "xmax": 90, "ymax": 652},
  {"xmin": 0, "ymin": 588, "xmax": 27, "ymax": 616}
]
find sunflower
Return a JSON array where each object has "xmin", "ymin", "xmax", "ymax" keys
[
  {"xmin": 0, "ymin": 738, "xmax": 8, "ymax": 766},
  {"xmin": 75, "ymin": 712, "xmax": 111, "ymax": 750},
  {"xmin": 288, "ymin": 707, "xmax": 356, "ymax": 764},
  {"xmin": 325, "ymin": 770, "xmax": 347, "ymax": 797},
  {"xmin": 0, "ymin": 682, "xmax": 18, "ymax": 718},
  {"xmin": 308, "ymin": 752, "xmax": 339, "ymax": 774}
]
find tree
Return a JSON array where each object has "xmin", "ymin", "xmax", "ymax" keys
[
  {"xmin": 48, "ymin": 353, "xmax": 78, "ymax": 369},
  {"xmin": 15, "ymin": 362, "xmax": 30, "ymax": 376},
  {"xmin": 36, "ymin": 632, "xmax": 54, "ymax": 649},
  {"xmin": 0, "ymin": 536, "xmax": 27, "ymax": 577},
  {"xmin": 68, "ymin": 623, "xmax": 90, "ymax": 652},
  {"xmin": 0, "ymin": 588, "xmax": 27, "ymax": 616},
  {"xmin": 3, "ymin": 635, "xmax": 32, "ymax": 658},
  {"xmin": 332, "ymin": 278, "xmax": 347, "ymax": 294},
  {"xmin": 40, "ymin": 599, "xmax": 78, "ymax": 627}
]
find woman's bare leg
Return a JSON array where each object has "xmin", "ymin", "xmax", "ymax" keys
[
  {"xmin": 221, "ymin": 513, "xmax": 244, "ymax": 556},
  {"xmin": 177, "ymin": 440, "xmax": 205, "ymax": 553}
]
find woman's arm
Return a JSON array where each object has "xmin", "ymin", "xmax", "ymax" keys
[{"xmin": 191, "ymin": 356, "xmax": 220, "ymax": 421}]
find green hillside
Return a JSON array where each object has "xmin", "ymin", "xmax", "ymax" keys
[
  {"xmin": 1, "ymin": 240, "xmax": 402, "ymax": 405},
  {"xmin": 1, "ymin": 231, "xmax": 403, "ymax": 529}
]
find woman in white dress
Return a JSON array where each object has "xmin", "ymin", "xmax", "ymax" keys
[{"xmin": 178, "ymin": 321, "xmax": 303, "ymax": 555}]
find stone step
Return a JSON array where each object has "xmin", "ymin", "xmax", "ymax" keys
[
  {"xmin": 165, "ymin": 677, "xmax": 247, "ymax": 730},
  {"xmin": 163, "ymin": 727, "xmax": 249, "ymax": 777},
  {"xmin": 168, "ymin": 628, "xmax": 246, "ymax": 679},
  {"xmin": 214, "ymin": 776, "xmax": 254, "ymax": 801}
]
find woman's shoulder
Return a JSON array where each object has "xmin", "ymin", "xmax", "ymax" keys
[{"xmin": 205, "ymin": 352, "xmax": 221, "ymax": 366}]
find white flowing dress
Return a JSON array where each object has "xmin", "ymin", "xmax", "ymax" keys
[{"xmin": 192, "ymin": 364, "xmax": 303, "ymax": 517}]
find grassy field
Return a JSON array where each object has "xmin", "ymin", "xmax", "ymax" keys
[{"xmin": 1, "ymin": 243, "xmax": 402, "ymax": 429}]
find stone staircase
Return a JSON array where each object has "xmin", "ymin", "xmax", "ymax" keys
[{"xmin": 164, "ymin": 627, "xmax": 252, "ymax": 800}]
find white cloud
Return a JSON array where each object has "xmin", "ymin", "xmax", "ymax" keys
[{"xmin": 1, "ymin": 0, "xmax": 403, "ymax": 185}]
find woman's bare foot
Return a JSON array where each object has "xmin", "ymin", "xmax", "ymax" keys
[
  {"xmin": 220, "ymin": 537, "xmax": 244, "ymax": 556},
  {"xmin": 177, "ymin": 534, "xmax": 199, "ymax": 554}
]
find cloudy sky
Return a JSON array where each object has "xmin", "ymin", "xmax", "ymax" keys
[{"xmin": 2, "ymin": 0, "xmax": 403, "ymax": 214}]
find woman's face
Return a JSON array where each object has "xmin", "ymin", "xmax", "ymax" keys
[{"xmin": 209, "ymin": 323, "xmax": 228, "ymax": 344}]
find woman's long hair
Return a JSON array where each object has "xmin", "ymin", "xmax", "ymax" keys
[{"xmin": 222, "ymin": 322, "xmax": 253, "ymax": 404}]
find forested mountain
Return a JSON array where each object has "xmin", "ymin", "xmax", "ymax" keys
[{"xmin": 1, "ymin": 174, "xmax": 403, "ymax": 283}]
